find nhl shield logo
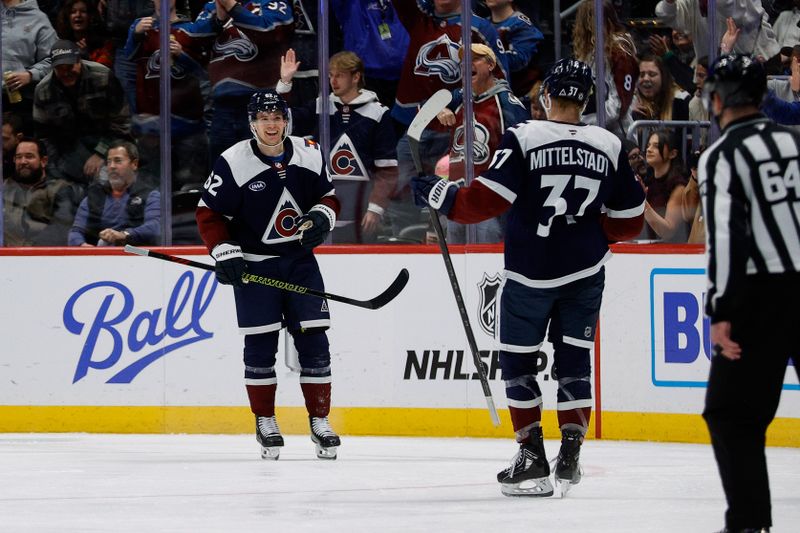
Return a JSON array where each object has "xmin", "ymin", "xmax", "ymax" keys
[{"xmin": 477, "ymin": 273, "xmax": 502, "ymax": 336}]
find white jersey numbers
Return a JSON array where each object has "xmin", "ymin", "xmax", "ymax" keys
[
  {"xmin": 489, "ymin": 148, "xmax": 513, "ymax": 170},
  {"xmin": 204, "ymin": 174, "xmax": 223, "ymax": 197},
  {"xmin": 537, "ymin": 173, "xmax": 601, "ymax": 237}
]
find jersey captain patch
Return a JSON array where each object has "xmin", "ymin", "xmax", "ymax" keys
[
  {"xmin": 262, "ymin": 188, "xmax": 303, "ymax": 244},
  {"xmin": 330, "ymin": 134, "xmax": 369, "ymax": 181}
]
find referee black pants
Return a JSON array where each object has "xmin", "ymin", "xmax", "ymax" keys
[{"xmin": 702, "ymin": 274, "xmax": 800, "ymax": 530}]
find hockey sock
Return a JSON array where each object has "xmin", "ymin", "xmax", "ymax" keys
[
  {"xmin": 509, "ymin": 405, "xmax": 543, "ymax": 444},
  {"xmin": 246, "ymin": 382, "xmax": 277, "ymax": 417},
  {"xmin": 300, "ymin": 381, "xmax": 331, "ymax": 418}
]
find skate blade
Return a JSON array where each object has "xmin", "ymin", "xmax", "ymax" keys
[
  {"xmin": 558, "ymin": 479, "xmax": 572, "ymax": 498},
  {"xmin": 555, "ymin": 468, "xmax": 582, "ymax": 498},
  {"xmin": 500, "ymin": 477, "xmax": 554, "ymax": 497},
  {"xmin": 315, "ymin": 445, "xmax": 338, "ymax": 460},
  {"xmin": 261, "ymin": 446, "xmax": 281, "ymax": 460}
]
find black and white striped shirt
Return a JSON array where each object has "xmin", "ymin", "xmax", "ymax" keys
[{"xmin": 699, "ymin": 114, "xmax": 800, "ymax": 321}]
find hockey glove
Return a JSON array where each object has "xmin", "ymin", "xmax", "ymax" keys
[
  {"xmin": 411, "ymin": 174, "xmax": 458, "ymax": 216},
  {"xmin": 211, "ymin": 242, "xmax": 246, "ymax": 287},
  {"xmin": 296, "ymin": 205, "xmax": 334, "ymax": 249}
]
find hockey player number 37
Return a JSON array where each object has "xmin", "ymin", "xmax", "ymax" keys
[{"xmin": 538, "ymin": 174, "xmax": 600, "ymax": 237}]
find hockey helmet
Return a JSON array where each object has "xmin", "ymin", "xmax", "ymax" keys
[
  {"xmin": 541, "ymin": 58, "xmax": 594, "ymax": 106},
  {"xmin": 248, "ymin": 90, "xmax": 289, "ymax": 122},
  {"xmin": 704, "ymin": 53, "xmax": 766, "ymax": 109}
]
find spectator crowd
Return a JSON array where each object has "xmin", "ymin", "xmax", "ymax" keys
[{"xmin": 3, "ymin": 0, "xmax": 799, "ymax": 246}]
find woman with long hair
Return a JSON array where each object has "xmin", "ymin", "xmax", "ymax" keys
[
  {"xmin": 572, "ymin": 0, "xmax": 639, "ymax": 139},
  {"xmin": 632, "ymin": 55, "xmax": 690, "ymax": 123},
  {"xmin": 639, "ymin": 130, "xmax": 689, "ymax": 243},
  {"xmin": 56, "ymin": 0, "xmax": 114, "ymax": 68}
]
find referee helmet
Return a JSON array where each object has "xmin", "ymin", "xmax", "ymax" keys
[{"xmin": 704, "ymin": 53, "xmax": 766, "ymax": 109}]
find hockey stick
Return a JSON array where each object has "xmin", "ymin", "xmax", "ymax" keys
[
  {"xmin": 407, "ymin": 89, "xmax": 501, "ymax": 426},
  {"xmin": 124, "ymin": 245, "xmax": 409, "ymax": 310}
]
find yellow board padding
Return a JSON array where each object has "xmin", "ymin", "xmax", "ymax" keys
[{"xmin": 0, "ymin": 406, "xmax": 797, "ymax": 447}]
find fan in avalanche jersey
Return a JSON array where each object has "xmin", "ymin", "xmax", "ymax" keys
[
  {"xmin": 196, "ymin": 89, "xmax": 343, "ymax": 460},
  {"xmin": 278, "ymin": 49, "xmax": 399, "ymax": 244},
  {"xmin": 412, "ymin": 58, "xmax": 645, "ymax": 497}
]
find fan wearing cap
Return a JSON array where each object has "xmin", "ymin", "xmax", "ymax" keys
[
  {"xmin": 412, "ymin": 58, "xmax": 645, "ymax": 497},
  {"xmin": 195, "ymin": 89, "xmax": 343, "ymax": 461},
  {"xmin": 385, "ymin": 0, "xmax": 509, "ymax": 239},
  {"xmin": 32, "ymin": 38, "xmax": 131, "ymax": 185},
  {"xmin": 433, "ymin": 42, "xmax": 529, "ymax": 243}
]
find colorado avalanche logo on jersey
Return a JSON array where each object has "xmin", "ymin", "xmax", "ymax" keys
[
  {"xmin": 452, "ymin": 121, "xmax": 491, "ymax": 164},
  {"xmin": 212, "ymin": 28, "xmax": 257, "ymax": 62},
  {"xmin": 145, "ymin": 50, "xmax": 187, "ymax": 80},
  {"xmin": 478, "ymin": 272, "xmax": 502, "ymax": 336},
  {"xmin": 262, "ymin": 188, "xmax": 302, "ymax": 243},
  {"xmin": 329, "ymin": 134, "xmax": 369, "ymax": 181},
  {"xmin": 414, "ymin": 34, "xmax": 461, "ymax": 84}
]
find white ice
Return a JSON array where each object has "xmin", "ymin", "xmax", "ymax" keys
[{"xmin": 1, "ymin": 434, "xmax": 798, "ymax": 532}]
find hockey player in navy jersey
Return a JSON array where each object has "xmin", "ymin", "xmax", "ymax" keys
[
  {"xmin": 196, "ymin": 90, "xmax": 342, "ymax": 460},
  {"xmin": 412, "ymin": 59, "xmax": 646, "ymax": 496},
  {"xmin": 278, "ymin": 49, "xmax": 399, "ymax": 243}
]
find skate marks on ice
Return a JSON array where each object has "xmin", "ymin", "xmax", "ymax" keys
[{"xmin": 0, "ymin": 435, "xmax": 799, "ymax": 532}]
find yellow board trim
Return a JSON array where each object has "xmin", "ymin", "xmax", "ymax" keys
[{"xmin": 0, "ymin": 406, "xmax": 797, "ymax": 447}]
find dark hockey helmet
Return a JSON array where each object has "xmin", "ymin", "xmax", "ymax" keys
[
  {"xmin": 704, "ymin": 53, "xmax": 766, "ymax": 109},
  {"xmin": 541, "ymin": 58, "xmax": 594, "ymax": 105},
  {"xmin": 247, "ymin": 89, "xmax": 289, "ymax": 122}
]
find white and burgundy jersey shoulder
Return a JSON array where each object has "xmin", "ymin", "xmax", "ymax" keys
[
  {"xmin": 450, "ymin": 120, "xmax": 645, "ymax": 287},
  {"xmin": 197, "ymin": 136, "xmax": 338, "ymax": 256}
]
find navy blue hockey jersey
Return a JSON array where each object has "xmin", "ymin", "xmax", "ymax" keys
[
  {"xmin": 198, "ymin": 136, "xmax": 336, "ymax": 256},
  {"xmin": 452, "ymin": 120, "xmax": 645, "ymax": 287}
]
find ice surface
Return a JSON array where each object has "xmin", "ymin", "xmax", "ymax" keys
[{"xmin": 0, "ymin": 434, "xmax": 798, "ymax": 532}]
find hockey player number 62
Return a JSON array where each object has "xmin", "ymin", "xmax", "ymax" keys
[
  {"xmin": 538, "ymin": 174, "xmax": 600, "ymax": 237},
  {"xmin": 204, "ymin": 174, "xmax": 223, "ymax": 196}
]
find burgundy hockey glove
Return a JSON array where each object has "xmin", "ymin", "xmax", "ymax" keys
[
  {"xmin": 411, "ymin": 174, "xmax": 458, "ymax": 215},
  {"xmin": 211, "ymin": 242, "xmax": 246, "ymax": 287}
]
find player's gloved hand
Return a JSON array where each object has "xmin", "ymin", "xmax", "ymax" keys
[
  {"xmin": 296, "ymin": 207, "xmax": 333, "ymax": 249},
  {"xmin": 211, "ymin": 241, "xmax": 246, "ymax": 287},
  {"xmin": 411, "ymin": 174, "xmax": 458, "ymax": 215}
]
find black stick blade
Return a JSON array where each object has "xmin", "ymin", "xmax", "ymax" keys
[{"xmin": 365, "ymin": 268, "xmax": 410, "ymax": 309}]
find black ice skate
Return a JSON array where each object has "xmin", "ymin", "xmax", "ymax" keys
[
  {"xmin": 497, "ymin": 432, "xmax": 553, "ymax": 497},
  {"xmin": 255, "ymin": 415, "xmax": 284, "ymax": 460},
  {"xmin": 554, "ymin": 429, "xmax": 583, "ymax": 497},
  {"xmin": 309, "ymin": 416, "xmax": 340, "ymax": 460}
]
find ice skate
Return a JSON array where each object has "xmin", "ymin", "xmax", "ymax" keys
[
  {"xmin": 497, "ymin": 437, "xmax": 553, "ymax": 497},
  {"xmin": 309, "ymin": 416, "xmax": 340, "ymax": 460},
  {"xmin": 255, "ymin": 415, "xmax": 284, "ymax": 460},
  {"xmin": 554, "ymin": 429, "xmax": 583, "ymax": 497}
]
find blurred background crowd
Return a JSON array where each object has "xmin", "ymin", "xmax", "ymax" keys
[{"xmin": 3, "ymin": 0, "xmax": 799, "ymax": 247}]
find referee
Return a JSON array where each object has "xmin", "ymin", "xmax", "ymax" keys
[{"xmin": 699, "ymin": 53, "xmax": 800, "ymax": 533}]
